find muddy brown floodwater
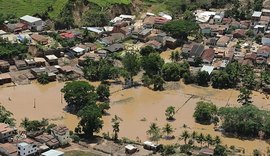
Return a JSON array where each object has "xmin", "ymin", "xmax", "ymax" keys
[{"xmin": 0, "ymin": 81, "xmax": 270, "ymax": 154}]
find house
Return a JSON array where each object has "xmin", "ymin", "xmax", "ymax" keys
[
  {"xmin": 78, "ymin": 53, "xmax": 100, "ymax": 66},
  {"xmin": 240, "ymin": 20, "xmax": 251, "ymax": 29},
  {"xmin": 24, "ymin": 59, "xmax": 36, "ymax": 68},
  {"xmin": 84, "ymin": 43, "xmax": 97, "ymax": 51},
  {"xmin": 262, "ymin": 8, "xmax": 270, "ymax": 16},
  {"xmin": 125, "ymin": 144, "xmax": 137, "ymax": 154},
  {"xmin": 96, "ymin": 50, "xmax": 108, "ymax": 58},
  {"xmin": 51, "ymin": 126, "xmax": 70, "ymax": 146},
  {"xmin": 3, "ymin": 23, "xmax": 27, "ymax": 33},
  {"xmin": 257, "ymin": 46, "xmax": 270, "ymax": 58},
  {"xmin": 201, "ymin": 65, "xmax": 215, "ymax": 75},
  {"xmin": 105, "ymin": 43, "xmax": 124, "ymax": 53},
  {"xmin": 41, "ymin": 149, "xmax": 64, "ymax": 156},
  {"xmin": 194, "ymin": 10, "xmax": 216, "ymax": 23},
  {"xmin": 0, "ymin": 123, "xmax": 17, "ymax": 142},
  {"xmin": 0, "ymin": 60, "xmax": 10, "ymax": 72},
  {"xmin": 45, "ymin": 55, "xmax": 58, "ymax": 65},
  {"xmin": 31, "ymin": 34, "xmax": 48, "ymax": 45},
  {"xmin": 233, "ymin": 29, "xmax": 246, "ymax": 38},
  {"xmin": 34, "ymin": 134, "xmax": 60, "ymax": 149},
  {"xmin": 165, "ymin": 36, "xmax": 177, "ymax": 49},
  {"xmin": 189, "ymin": 43, "xmax": 205, "ymax": 58},
  {"xmin": 144, "ymin": 40, "xmax": 162, "ymax": 50},
  {"xmin": 15, "ymin": 60, "xmax": 28, "ymax": 70},
  {"xmin": 60, "ymin": 32, "xmax": 75, "ymax": 39},
  {"xmin": 30, "ymin": 68, "xmax": 47, "ymax": 77},
  {"xmin": 182, "ymin": 42, "xmax": 194, "ymax": 53},
  {"xmin": 205, "ymin": 38, "xmax": 217, "ymax": 46},
  {"xmin": 201, "ymin": 48, "xmax": 215, "ymax": 64},
  {"xmin": 222, "ymin": 18, "xmax": 232, "ymax": 25},
  {"xmin": 0, "ymin": 73, "xmax": 12, "ymax": 85},
  {"xmin": 213, "ymin": 12, "xmax": 224, "ymax": 23},
  {"xmin": 100, "ymin": 33, "xmax": 125, "ymax": 45},
  {"xmin": 254, "ymin": 24, "xmax": 266, "ymax": 34},
  {"xmin": 59, "ymin": 66, "xmax": 74, "ymax": 74},
  {"xmin": 20, "ymin": 15, "xmax": 43, "ymax": 31},
  {"xmin": 0, "ymin": 143, "xmax": 17, "ymax": 156},
  {"xmin": 199, "ymin": 24, "xmax": 228, "ymax": 36},
  {"xmin": 252, "ymin": 11, "xmax": 262, "ymax": 25},
  {"xmin": 17, "ymin": 142, "xmax": 38, "ymax": 156},
  {"xmin": 138, "ymin": 29, "xmax": 152, "ymax": 42},
  {"xmin": 216, "ymin": 36, "xmax": 230, "ymax": 47},
  {"xmin": 262, "ymin": 37, "xmax": 270, "ymax": 46},
  {"xmin": 231, "ymin": 20, "xmax": 241, "ymax": 28},
  {"xmin": 71, "ymin": 47, "xmax": 85, "ymax": 56},
  {"xmin": 34, "ymin": 57, "xmax": 46, "ymax": 67},
  {"xmin": 143, "ymin": 141, "xmax": 161, "ymax": 151}
]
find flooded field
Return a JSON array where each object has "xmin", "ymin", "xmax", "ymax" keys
[{"xmin": 0, "ymin": 81, "xmax": 270, "ymax": 154}]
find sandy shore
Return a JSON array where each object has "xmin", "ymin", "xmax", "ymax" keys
[{"xmin": 0, "ymin": 81, "xmax": 269, "ymax": 154}]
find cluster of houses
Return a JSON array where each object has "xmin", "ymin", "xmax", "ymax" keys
[
  {"xmin": 192, "ymin": 9, "xmax": 270, "ymax": 75},
  {"xmin": 0, "ymin": 123, "xmax": 69, "ymax": 156}
]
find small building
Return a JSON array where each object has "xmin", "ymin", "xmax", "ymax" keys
[
  {"xmin": 17, "ymin": 142, "xmax": 38, "ymax": 156},
  {"xmin": 34, "ymin": 57, "xmax": 46, "ymax": 67},
  {"xmin": 252, "ymin": 11, "xmax": 262, "ymax": 26},
  {"xmin": 125, "ymin": 144, "xmax": 137, "ymax": 154},
  {"xmin": 100, "ymin": 33, "xmax": 125, "ymax": 45},
  {"xmin": 105, "ymin": 43, "xmax": 124, "ymax": 53},
  {"xmin": 189, "ymin": 43, "xmax": 205, "ymax": 58},
  {"xmin": 78, "ymin": 53, "xmax": 100, "ymax": 66},
  {"xmin": 0, "ymin": 60, "xmax": 10, "ymax": 72},
  {"xmin": 0, "ymin": 123, "xmax": 17, "ymax": 142},
  {"xmin": 45, "ymin": 55, "xmax": 58, "ymax": 65},
  {"xmin": 51, "ymin": 126, "xmax": 70, "ymax": 146},
  {"xmin": 71, "ymin": 47, "xmax": 85, "ymax": 56},
  {"xmin": 165, "ymin": 36, "xmax": 177, "ymax": 49},
  {"xmin": 59, "ymin": 66, "xmax": 74, "ymax": 74},
  {"xmin": 0, "ymin": 143, "xmax": 17, "ymax": 156},
  {"xmin": 15, "ymin": 60, "xmax": 28, "ymax": 70},
  {"xmin": 34, "ymin": 134, "xmax": 60, "ymax": 149},
  {"xmin": 41, "ymin": 149, "xmax": 64, "ymax": 156},
  {"xmin": 216, "ymin": 36, "xmax": 230, "ymax": 47},
  {"xmin": 20, "ymin": 15, "xmax": 43, "ymax": 31},
  {"xmin": 262, "ymin": 37, "xmax": 270, "ymax": 46},
  {"xmin": 233, "ymin": 29, "xmax": 246, "ymax": 38},
  {"xmin": 0, "ymin": 73, "xmax": 12, "ymax": 85},
  {"xmin": 31, "ymin": 34, "xmax": 48, "ymax": 45},
  {"xmin": 200, "ymin": 65, "xmax": 214, "ymax": 75},
  {"xmin": 24, "ymin": 59, "xmax": 36, "ymax": 68},
  {"xmin": 3, "ymin": 23, "xmax": 27, "ymax": 33},
  {"xmin": 262, "ymin": 8, "xmax": 270, "ymax": 16},
  {"xmin": 143, "ymin": 141, "xmax": 161, "ymax": 151},
  {"xmin": 96, "ymin": 50, "xmax": 108, "ymax": 58},
  {"xmin": 144, "ymin": 40, "xmax": 162, "ymax": 50},
  {"xmin": 201, "ymin": 48, "xmax": 215, "ymax": 64},
  {"xmin": 30, "ymin": 68, "xmax": 47, "ymax": 77},
  {"xmin": 138, "ymin": 29, "xmax": 152, "ymax": 42},
  {"xmin": 213, "ymin": 13, "xmax": 224, "ymax": 24}
]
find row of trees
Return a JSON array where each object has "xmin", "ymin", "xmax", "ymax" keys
[{"xmin": 0, "ymin": 39, "xmax": 28, "ymax": 59}]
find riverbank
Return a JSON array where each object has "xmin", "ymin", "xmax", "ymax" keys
[{"xmin": 0, "ymin": 81, "xmax": 269, "ymax": 154}]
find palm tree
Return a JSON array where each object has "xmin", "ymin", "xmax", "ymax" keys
[
  {"xmin": 165, "ymin": 106, "xmax": 175, "ymax": 120},
  {"xmin": 162, "ymin": 123, "xmax": 174, "ymax": 139},
  {"xmin": 191, "ymin": 131, "xmax": 198, "ymax": 141},
  {"xmin": 147, "ymin": 123, "xmax": 162, "ymax": 143},
  {"xmin": 170, "ymin": 51, "xmax": 175, "ymax": 62},
  {"xmin": 214, "ymin": 136, "xmax": 221, "ymax": 145},
  {"xmin": 197, "ymin": 133, "xmax": 205, "ymax": 147},
  {"xmin": 111, "ymin": 115, "xmax": 122, "ymax": 141},
  {"xmin": 237, "ymin": 87, "xmax": 252, "ymax": 105},
  {"xmin": 170, "ymin": 51, "xmax": 180, "ymax": 62},
  {"xmin": 180, "ymin": 130, "xmax": 190, "ymax": 144},
  {"xmin": 205, "ymin": 134, "xmax": 213, "ymax": 147},
  {"xmin": 20, "ymin": 117, "xmax": 30, "ymax": 129}
]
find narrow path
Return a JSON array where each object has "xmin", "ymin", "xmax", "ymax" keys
[{"xmin": 176, "ymin": 94, "xmax": 195, "ymax": 113}]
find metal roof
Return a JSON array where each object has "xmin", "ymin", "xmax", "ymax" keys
[
  {"xmin": 252, "ymin": 11, "xmax": 262, "ymax": 17},
  {"xmin": 41, "ymin": 149, "xmax": 64, "ymax": 156},
  {"xmin": 20, "ymin": 15, "xmax": 41, "ymax": 23}
]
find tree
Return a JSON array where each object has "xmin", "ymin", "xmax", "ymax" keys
[
  {"xmin": 147, "ymin": 123, "xmax": 162, "ymax": 143},
  {"xmin": 183, "ymin": 10, "xmax": 195, "ymax": 21},
  {"xmin": 170, "ymin": 51, "xmax": 180, "ymax": 62},
  {"xmin": 140, "ymin": 46, "xmax": 156, "ymax": 56},
  {"xmin": 20, "ymin": 118, "xmax": 48, "ymax": 132},
  {"xmin": 152, "ymin": 75, "xmax": 165, "ymax": 91},
  {"xmin": 82, "ymin": 10, "xmax": 109, "ymax": 27},
  {"xmin": 161, "ymin": 19, "xmax": 199, "ymax": 40},
  {"xmin": 193, "ymin": 101, "xmax": 217, "ymax": 124},
  {"xmin": 183, "ymin": 72, "xmax": 195, "ymax": 84},
  {"xmin": 214, "ymin": 145, "xmax": 227, "ymax": 156},
  {"xmin": 37, "ymin": 73, "xmax": 50, "ymax": 85},
  {"xmin": 162, "ymin": 123, "xmax": 174, "ymax": 138},
  {"xmin": 214, "ymin": 136, "xmax": 221, "ymax": 145},
  {"xmin": 237, "ymin": 87, "xmax": 252, "ymax": 105},
  {"xmin": 98, "ymin": 102, "xmax": 110, "ymax": 114},
  {"xmin": 96, "ymin": 84, "xmax": 110, "ymax": 102},
  {"xmin": 246, "ymin": 29, "xmax": 255, "ymax": 38},
  {"xmin": 165, "ymin": 106, "xmax": 176, "ymax": 120},
  {"xmin": 211, "ymin": 71, "xmax": 231, "ymax": 89},
  {"xmin": 180, "ymin": 130, "xmax": 190, "ymax": 144},
  {"xmin": 141, "ymin": 53, "xmax": 164, "ymax": 76},
  {"xmin": 205, "ymin": 134, "xmax": 213, "ymax": 147},
  {"xmin": 162, "ymin": 63, "xmax": 181, "ymax": 81},
  {"xmin": 61, "ymin": 81, "xmax": 97, "ymax": 113},
  {"xmin": 77, "ymin": 104, "xmax": 103, "ymax": 138},
  {"xmin": 197, "ymin": 133, "xmax": 205, "ymax": 147},
  {"xmin": 196, "ymin": 71, "xmax": 210, "ymax": 86},
  {"xmin": 122, "ymin": 52, "xmax": 141, "ymax": 85},
  {"xmin": 0, "ymin": 106, "xmax": 15, "ymax": 126},
  {"xmin": 161, "ymin": 145, "xmax": 176, "ymax": 156},
  {"xmin": 111, "ymin": 115, "xmax": 122, "ymax": 141},
  {"xmin": 253, "ymin": 149, "xmax": 262, "ymax": 156}
]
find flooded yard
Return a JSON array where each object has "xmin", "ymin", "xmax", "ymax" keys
[{"xmin": 0, "ymin": 81, "xmax": 270, "ymax": 154}]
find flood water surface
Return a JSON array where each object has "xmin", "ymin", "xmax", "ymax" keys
[{"xmin": 0, "ymin": 81, "xmax": 270, "ymax": 154}]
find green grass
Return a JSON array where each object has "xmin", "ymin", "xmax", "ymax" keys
[
  {"xmin": 65, "ymin": 150, "xmax": 99, "ymax": 156},
  {"xmin": 0, "ymin": 0, "xmax": 68, "ymax": 19},
  {"xmin": 88, "ymin": 0, "xmax": 131, "ymax": 8}
]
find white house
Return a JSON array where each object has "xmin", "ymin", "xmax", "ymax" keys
[
  {"xmin": 51, "ymin": 126, "xmax": 70, "ymax": 146},
  {"xmin": 71, "ymin": 47, "xmax": 85, "ymax": 56},
  {"xmin": 17, "ymin": 142, "xmax": 38, "ymax": 156},
  {"xmin": 20, "ymin": 15, "xmax": 43, "ymax": 31},
  {"xmin": 0, "ymin": 123, "xmax": 17, "ymax": 142},
  {"xmin": 41, "ymin": 149, "xmax": 64, "ymax": 156}
]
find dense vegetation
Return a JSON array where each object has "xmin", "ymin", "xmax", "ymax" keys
[
  {"xmin": 0, "ymin": 106, "xmax": 15, "ymax": 126},
  {"xmin": 0, "ymin": 39, "xmax": 28, "ymax": 59}
]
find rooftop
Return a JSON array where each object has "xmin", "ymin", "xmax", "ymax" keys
[
  {"xmin": 252, "ymin": 11, "xmax": 262, "ymax": 17},
  {"xmin": 45, "ymin": 55, "xmax": 58, "ymax": 60},
  {"xmin": 20, "ymin": 15, "xmax": 42, "ymax": 23},
  {"xmin": 41, "ymin": 149, "xmax": 64, "ymax": 156},
  {"xmin": 201, "ymin": 65, "xmax": 215, "ymax": 74}
]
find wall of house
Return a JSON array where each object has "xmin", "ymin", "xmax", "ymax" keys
[{"xmin": 17, "ymin": 144, "xmax": 37, "ymax": 156}]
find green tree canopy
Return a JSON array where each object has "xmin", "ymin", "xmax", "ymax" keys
[
  {"xmin": 61, "ymin": 81, "xmax": 97, "ymax": 113},
  {"xmin": 96, "ymin": 84, "xmax": 110, "ymax": 102},
  {"xmin": 140, "ymin": 46, "xmax": 156, "ymax": 56},
  {"xmin": 162, "ymin": 63, "xmax": 181, "ymax": 81},
  {"xmin": 193, "ymin": 101, "xmax": 217, "ymax": 124},
  {"xmin": 196, "ymin": 71, "xmax": 210, "ymax": 86},
  {"xmin": 122, "ymin": 52, "xmax": 141, "ymax": 85},
  {"xmin": 0, "ymin": 106, "xmax": 15, "ymax": 126},
  {"xmin": 141, "ymin": 53, "xmax": 164, "ymax": 76}
]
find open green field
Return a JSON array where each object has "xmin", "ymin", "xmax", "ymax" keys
[
  {"xmin": 65, "ymin": 150, "xmax": 99, "ymax": 156},
  {"xmin": 88, "ymin": 0, "xmax": 131, "ymax": 8},
  {"xmin": 0, "ymin": 0, "xmax": 68, "ymax": 19}
]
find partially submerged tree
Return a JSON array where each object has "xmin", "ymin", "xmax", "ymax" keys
[
  {"xmin": 111, "ymin": 115, "xmax": 122, "ymax": 141},
  {"xmin": 237, "ymin": 87, "xmax": 252, "ymax": 105},
  {"xmin": 96, "ymin": 84, "xmax": 110, "ymax": 102},
  {"xmin": 165, "ymin": 106, "xmax": 176, "ymax": 120}
]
